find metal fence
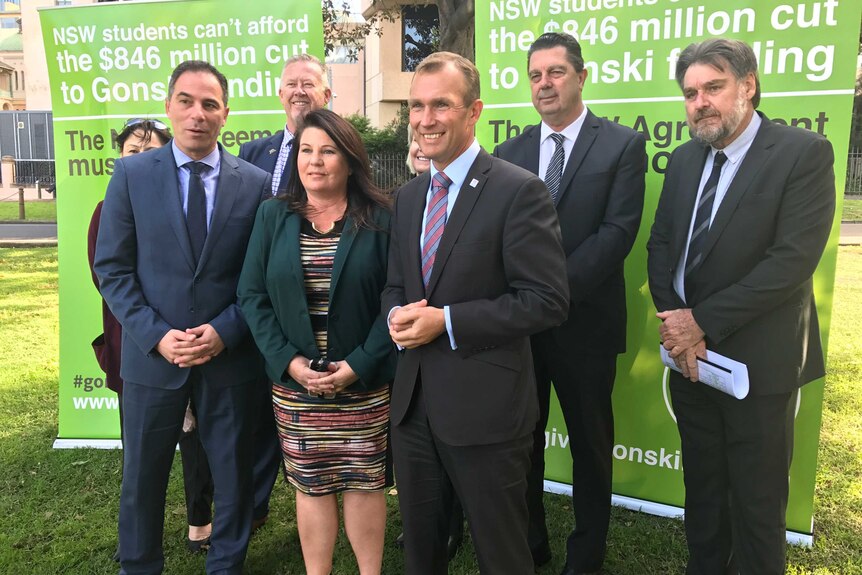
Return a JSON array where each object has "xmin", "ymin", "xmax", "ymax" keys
[
  {"xmin": 370, "ymin": 153, "xmax": 413, "ymax": 192},
  {"xmin": 5, "ymin": 150, "xmax": 859, "ymax": 194},
  {"xmin": 13, "ymin": 159, "xmax": 56, "ymax": 186},
  {"xmin": 847, "ymin": 148, "xmax": 862, "ymax": 194}
]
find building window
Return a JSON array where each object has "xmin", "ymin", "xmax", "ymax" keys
[{"xmin": 402, "ymin": 4, "xmax": 439, "ymax": 72}]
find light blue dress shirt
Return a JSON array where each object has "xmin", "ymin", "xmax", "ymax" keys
[
  {"xmin": 423, "ymin": 139, "xmax": 482, "ymax": 350},
  {"xmin": 389, "ymin": 139, "xmax": 483, "ymax": 350},
  {"xmin": 172, "ymin": 141, "xmax": 220, "ymax": 231}
]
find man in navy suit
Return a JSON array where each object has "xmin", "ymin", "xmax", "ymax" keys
[
  {"xmin": 235, "ymin": 53, "xmax": 331, "ymax": 530},
  {"xmin": 239, "ymin": 54, "xmax": 331, "ymax": 196},
  {"xmin": 648, "ymin": 39, "xmax": 834, "ymax": 574},
  {"xmin": 494, "ymin": 33, "xmax": 646, "ymax": 575},
  {"xmin": 94, "ymin": 60, "xmax": 271, "ymax": 575}
]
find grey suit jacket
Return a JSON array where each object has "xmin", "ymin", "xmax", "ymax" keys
[
  {"xmin": 94, "ymin": 143, "xmax": 272, "ymax": 389},
  {"xmin": 647, "ymin": 112, "xmax": 835, "ymax": 393}
]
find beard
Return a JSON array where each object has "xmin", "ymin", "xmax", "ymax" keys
[{"xmin": 688, "ymin": 88, "xmax": 750, "ymax": 147}]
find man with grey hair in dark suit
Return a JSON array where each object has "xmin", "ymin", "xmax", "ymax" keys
[{"xmin": 647, "ymin": 38, "xmax": 835, "ymax": 574}]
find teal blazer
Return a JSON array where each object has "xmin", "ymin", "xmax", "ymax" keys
[{"xmin": 238, "ymin": 198, "xmax": 395, "ymax": 392}]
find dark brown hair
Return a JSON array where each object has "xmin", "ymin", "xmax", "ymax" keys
[{"xmin": 282, "ymin": 109, "xmax": 390, "ymax": 229}]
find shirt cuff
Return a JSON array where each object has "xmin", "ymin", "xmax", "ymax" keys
[
  {"xmin": 444, "ymin": 305, "xmax": 457, "ymax": 350},
  {"xmin": 387, "ymin": 306, "xmax": 404, "ymax": 351}
]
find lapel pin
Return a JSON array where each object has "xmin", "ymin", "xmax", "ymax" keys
[
  {"xmin": 470, "ymin": 179, "xmax": 479, "ymax": 188},
  {"xmin": 269, "ymin": 149, "xmax": 277, "ymax": 155}
]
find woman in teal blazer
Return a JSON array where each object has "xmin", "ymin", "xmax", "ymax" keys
[{"xmin": 238, "ymin": 109, "xmax": 394, "ymax": 575}]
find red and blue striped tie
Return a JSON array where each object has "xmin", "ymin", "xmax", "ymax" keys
[{"xmin": 421, "ymin": 171, "xmax": 452, "ymax": 290}]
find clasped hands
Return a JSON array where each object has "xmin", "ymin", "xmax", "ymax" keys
[
  {"xmin": 286, "ymin": 355, "xmax": 358, "ymax": 396},
  {"xmin": 657, "ymin": 308, "xmax": 705, "ymax": 382},
  {"xmin": 157, "ymin": 324, "xmax": 224, "ymax": 368},
  {"xmin": 389, "ymin": 299, "xmax": 446, "ymax": 349}
]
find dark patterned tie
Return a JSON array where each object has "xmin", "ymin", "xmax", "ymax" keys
[
  {"xmin": 186, "ymin": 161, "xmax": 209, "ymax": 265},
  {"xmin": 544, "ymin": 133, "xmax": 566, "ymax": 203},
  {"xmin": 685, "ymin": 151, "xmax": 727, "ymax": 279},
  {"xmin": 421, "ymin": 171, "xmax": 452, "ymax": 290}
]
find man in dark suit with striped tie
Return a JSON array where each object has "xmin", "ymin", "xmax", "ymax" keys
[
  {"xmin": 383, "ymin": 51, "xmax": 569, "ymax": 575},
  {"xmin": 647, "ymin": 38, "xmax": 835, "ymax": 574}
]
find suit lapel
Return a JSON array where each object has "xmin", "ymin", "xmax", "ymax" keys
[
  {"xmin": 330, "ymin": 214, "xmax": 356, "ymax": 299},
  {"xmin": 425, "ymin": 152, "xmax": 490, "ymax": 297},
  {"xmin": 406, "ymin": 174, "xmax": 430, "ymax": 295},
  {"xmin": 671, "ymin": 145, "xmax": 710, "ymax": 259},
  {"xmin": 283, "ymin": 210, "xmax": 315, "ymax": 346},
  {"xmin": 155, "ymin": 147, "xmax": 196, "ymax": 272},
  {"xmin": 198, "ymin": 149, "xmax": 239, "ymax": 271},
  {"xmin": 556, "ymin": 112, "xmax": 599, "ymax": 205},
  {"xmin": 700, "ymin": 119, "xmax": 773, "ymax": 261},
  {"xmin": 521, "ymin": 125, "xmax": 541, "ymax": 175},
  {"xmin": 262, "ymin": 132, "xmax": 284, "ymax": 173}
]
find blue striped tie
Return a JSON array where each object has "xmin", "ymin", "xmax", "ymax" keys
[{"xmin": 544, "ymin": 133, "xmax": 566, "ymax": 203}]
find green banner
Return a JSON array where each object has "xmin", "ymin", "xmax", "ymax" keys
[
  {"xmin": 40, "ymin": 0, "xmax": 324, "ymax": 441},
  {"xmin": 475, "ymin": 0, "xmax": 859, "ymax": 536}
]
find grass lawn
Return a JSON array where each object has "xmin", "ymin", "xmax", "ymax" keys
[
  {"xmin": 0, "ymin": 247, "xmax": 860, "ymax": 574},
  {"xmin": 0, "ymin": 201, "xmax": 57, "ymax": 222},
  {"xmin": 844, "ymin": 197, "xmax": 862, "ymax": 221}
]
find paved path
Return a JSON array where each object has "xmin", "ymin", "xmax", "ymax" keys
[
  {"xmin": 842, "ymin": 222, "xmax": 862, "ymax": 245},
  {"xmin": 0, "ymin": 222, "xmax": 58, "ymax": 247}
]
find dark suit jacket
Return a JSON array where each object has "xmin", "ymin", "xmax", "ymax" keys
[
  {"xmin": 237, "ymin": 199, "xmax": 395, "ymax": 392},
  {"xmin": 647, "ymin": 112, "xmax": 835, "ymax": 394},
  {"xmin": 93, "ymin": 144, "xmax": 272, "ymax": 389},
  {"xmin": 238, "ymin": 131, "xmax": 287, "ymax": 195},
  {"xmin": 494, "ymin": 111, "xmax": 646, "ymax": 354},
  {"xmin": 382, "ymin": 149, "xmax": 570, "ymax": 447}
]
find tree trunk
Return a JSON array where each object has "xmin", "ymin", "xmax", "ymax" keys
[{"xmin": 437, "ymin": 0, "xmax": 475, "ymax": 61}]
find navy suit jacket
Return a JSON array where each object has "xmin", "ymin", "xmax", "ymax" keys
[
  {"xmin": 239, "ymin": 131, "xmax": 287, "ymax": 195},
  {"xmin": 647, "ymin": 112, "xmax": 835, "ymax": 394},
  {"xmin": 494, "ymin": 111, "xmax": 647, "ymax": 355},
  {"xmin": 94, "ymin": 143, "xmax": 272, "ymax": 389}
]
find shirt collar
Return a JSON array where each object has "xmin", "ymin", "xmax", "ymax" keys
[
  {"xmin": 429, "ymin": 139, "xmax": 482, "ymax": 187},
  {"xmin": 172, "ymin": 141, "xmax": 221, "ymax": 172},
  {"xmin": 713, "ymin": 111, "xmax": 761, "ymax": 165},
  {"xmin": 540, "ymin": 105, "xmax": 588, "ymax": 144}
]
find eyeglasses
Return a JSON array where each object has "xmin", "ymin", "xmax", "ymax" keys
[{"xmin": 124, "ymin": 118, "xmax": 169, "ymax": 131}]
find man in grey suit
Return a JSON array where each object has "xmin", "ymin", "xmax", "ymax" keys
[
  {"xmin": 94, "ymin": 60, "xmax": 271, "ymax": 575},
  {"xmin": 647, "ymin": 38, "xmax": 835, "ymax": 574},
  {"xmin": 494, "ymin": 33, "xmax": 646, "ymax": 575}
]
